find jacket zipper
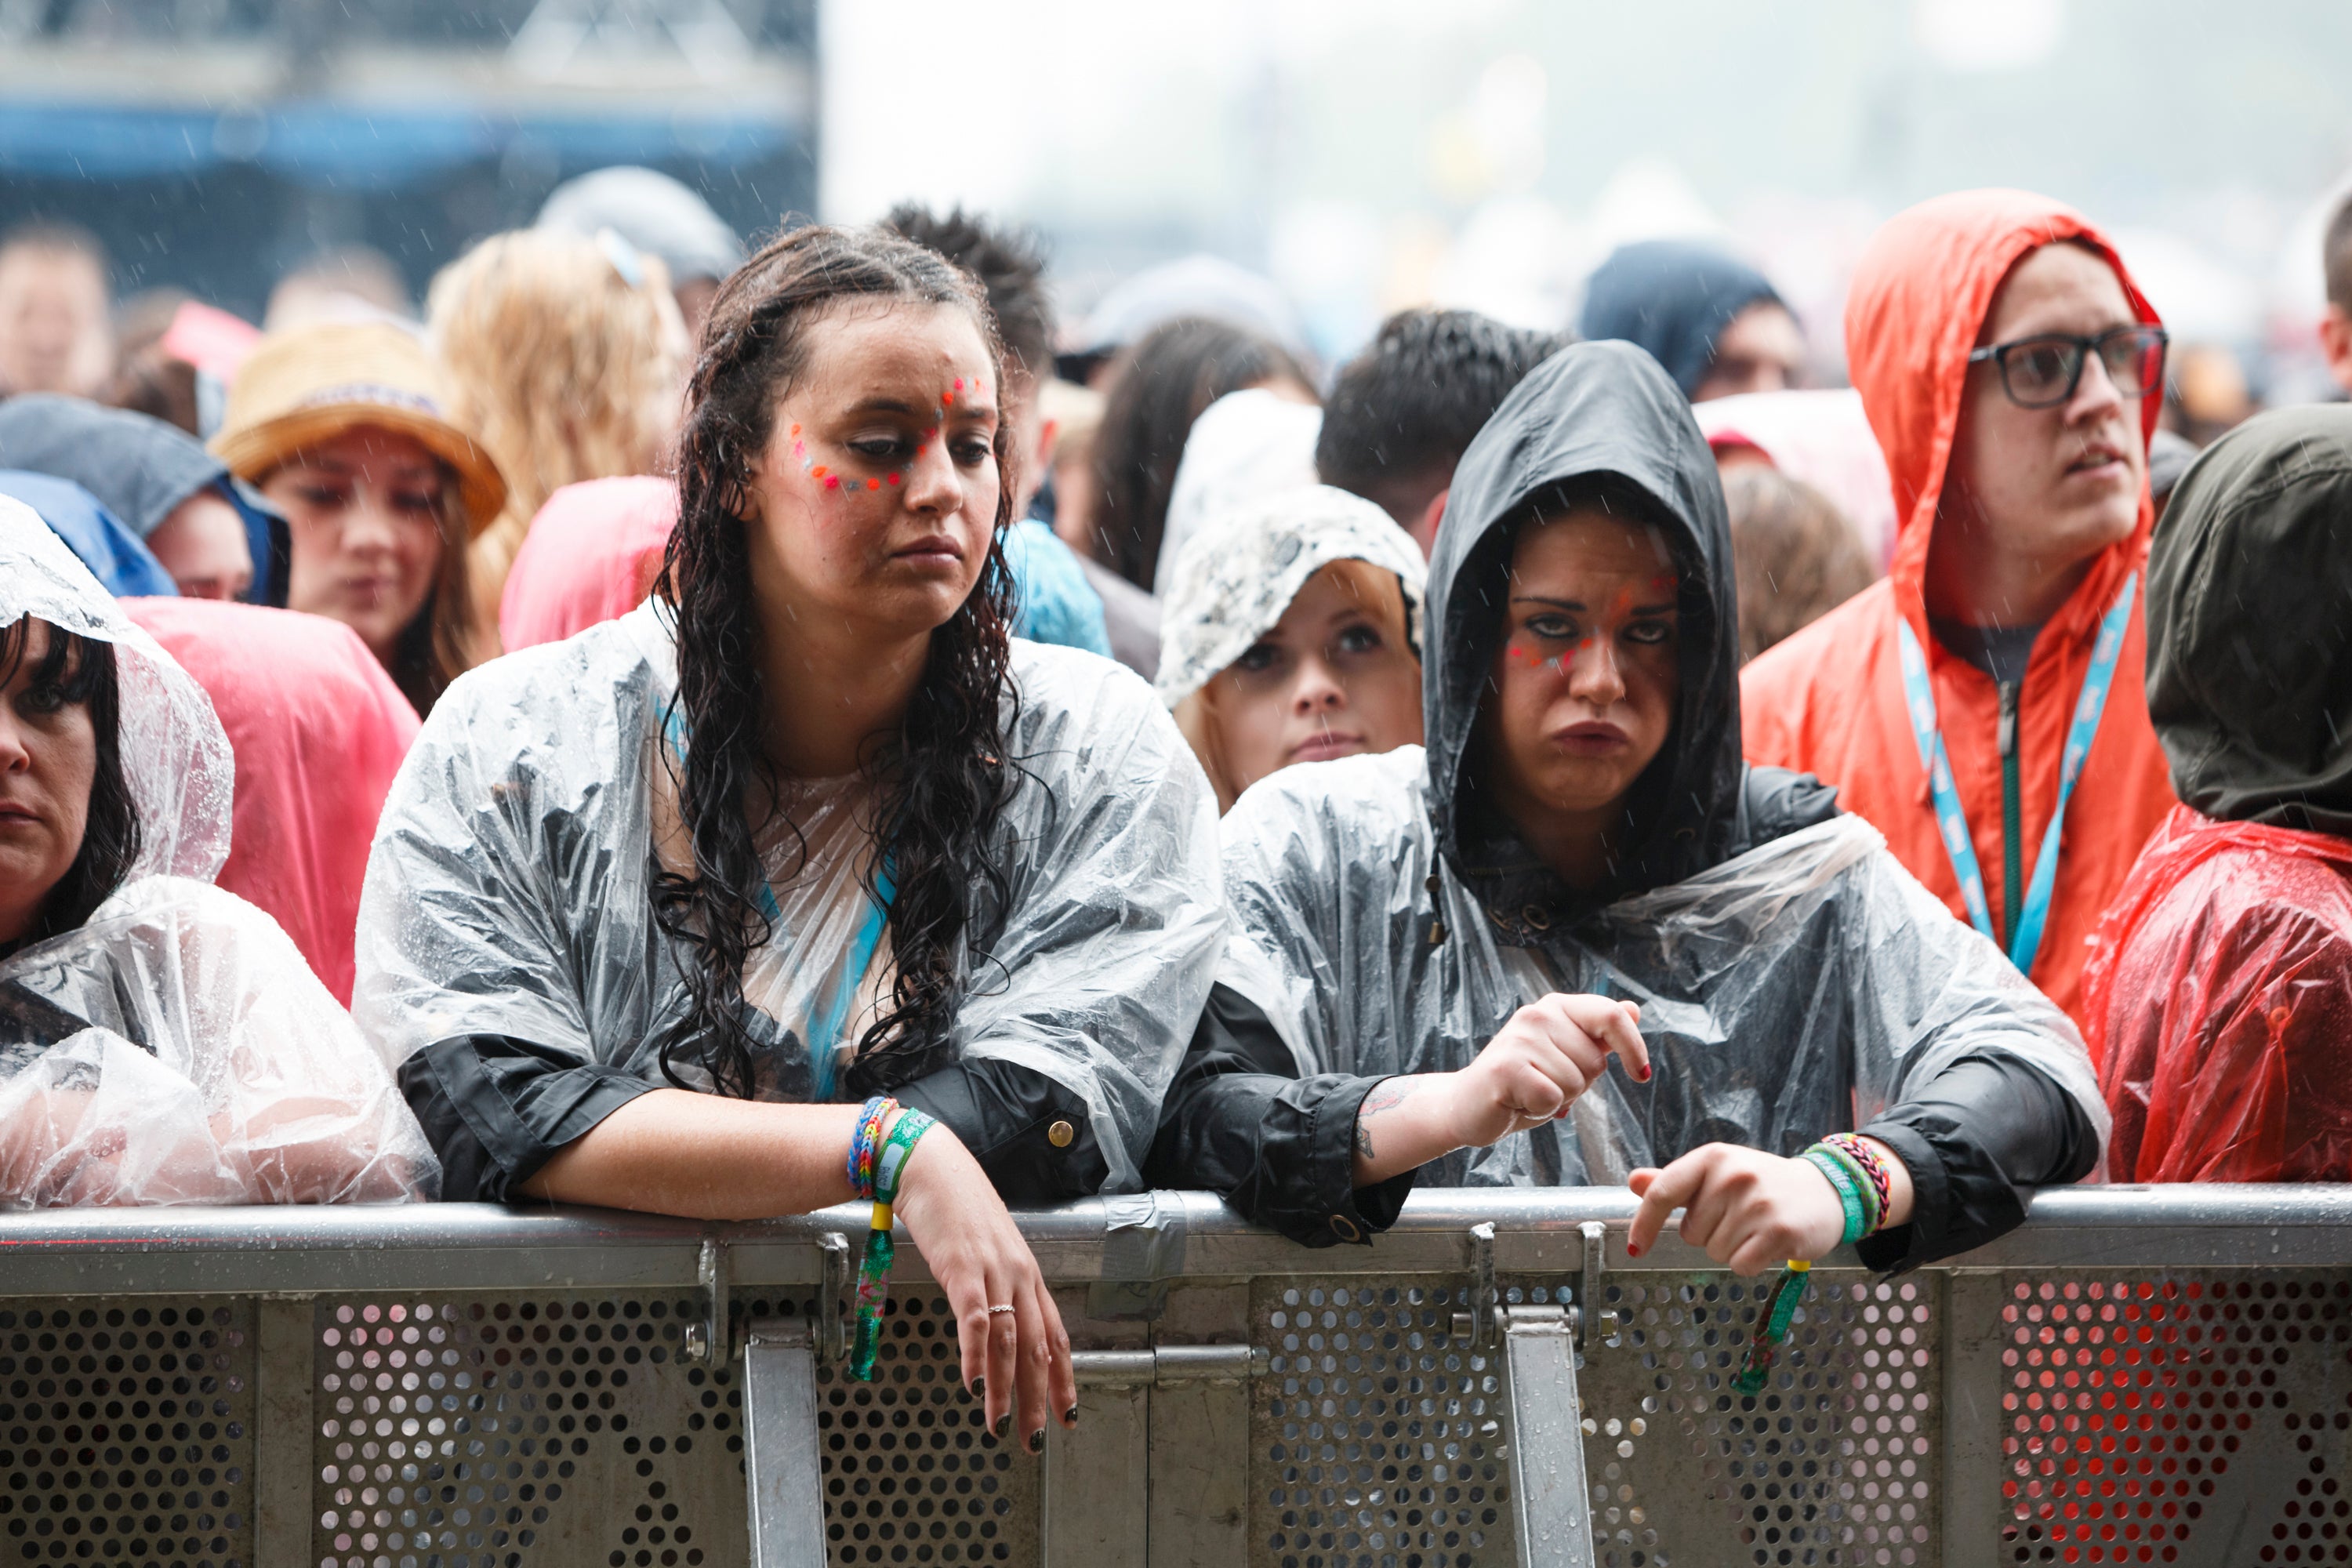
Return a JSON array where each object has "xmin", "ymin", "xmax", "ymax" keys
[{"xmin": 1998, "ymin": 679, "xmax": 2022, "ymax": 949}]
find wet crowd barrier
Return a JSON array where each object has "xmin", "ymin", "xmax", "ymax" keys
[{"xmin": 2, "ymin": 1185, "xmax": 2349, "ymax": 1568}]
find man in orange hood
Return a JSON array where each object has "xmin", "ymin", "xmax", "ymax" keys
[{"xmin": 1741, "ymin": 190, "xmax": 2176, "ymax": 1027}]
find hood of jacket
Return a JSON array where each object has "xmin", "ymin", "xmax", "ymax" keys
[
  {"xmin": 0, "ymin": 393, "xmax": 289, "ymax": 604},
  {"xmin": 1577, "ymin": 241, "xmax": 1784, "ymax": 399},
  {"xmin": 0, "ymin": 394, "xmax": 224, "ymax": 539},
  {"xmin": 1846, "ymin": 190, "xmax": 2161, "ymax": 647},
  {"xmin": 2145, "ymin": 404, "xmax": 2352, "ymax": 835},
  {"xmin": 1425, "ymin": 339, "xmax": 1746, "ymax": 919}
]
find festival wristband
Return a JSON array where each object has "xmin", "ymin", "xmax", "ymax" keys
[
  {"xmin": 1812, "ymin": 1142, "xmax": 1882, "ymax": 1236},
  {"xmin": 1800, "ymin": 1148, "xmax": 1867, "ymax": 1247},
  {"xmin": 1733, "ymin": 1260, "xmax": 1812, "ymax": 1397},
  {"xmin": 848, "ymin": 1107, "xmax": 939, "ymax": 1382},
  {"xmin": 872, "ymin": 1108, "xmax": 938, "ymax": 1216}
]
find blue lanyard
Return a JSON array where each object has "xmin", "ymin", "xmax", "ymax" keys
[
  {"xmin": 659, "ymin": 699, "xmax": 894, "ymax": 1099},
  {"xmin": 1893, "ymin": 573, "xmax": 2136, "ymax": 976}
]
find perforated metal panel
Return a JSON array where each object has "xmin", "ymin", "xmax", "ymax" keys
[
  {"xmin": 310, "ymin": 1290, "xmax": 746, "ymax": 1568},
  {"xmin": 1252, "ymin": 1279, "xmax": 1514, "ymax": 1568},
  {"xmin": 1581, "ymin": 1269, "xmax": 1938, "ymax": 1566},
  {"xmin": 1996, "ymin": 1272, "xmax": 2352, "ymax": 1566},
  {"xmin": 0, "ymin": 1299, "xmax": 256, "ymax": 1568},
  {"xmin": 806, "ymin": 1289, "xmax": 1032, "ymax": 1565}
]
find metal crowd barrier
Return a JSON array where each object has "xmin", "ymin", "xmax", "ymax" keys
[{"xmin": 2, "ymin": 1185, "xmax": 2350, "ymax": 1568}]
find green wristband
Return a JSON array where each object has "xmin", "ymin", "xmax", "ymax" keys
[
  {"xmin": 1802, "ymin": 1148, "xmax": 1867, "ymax": 1247},
  {"xmin": 1818, "ymin": 1142, "xmax": 1882, "ymax": 1235},
  {"xmin": 873, "ymin": 1108, "xmax": 938, "ymax": 1208}
]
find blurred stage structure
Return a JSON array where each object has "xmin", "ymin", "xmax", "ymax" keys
[{"xmin": 0, "ymin": 0, "xmax": 817, "ymax": 315}]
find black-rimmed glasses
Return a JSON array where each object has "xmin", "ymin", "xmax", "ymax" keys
[{"xmin": 1967, "ymin": 325, "xmax": 2169, "ymax": 409}]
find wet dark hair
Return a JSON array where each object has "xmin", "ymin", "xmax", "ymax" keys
[
  {"xmin": 0, "ymin": 619, "xmax": 138, "ymax": 946},
  {"xmin": 1316, "ymin": 310, "xmax": 1567, "ymax": 525},
  {"xmin": 881, "ymin": 205, "xmax": 1056, "ymax": 391},
  {"xmin": 653, "ymin": 223, "xmax": 1018, "ymax": 1101},
  {"xmin": 1089, "ymin": 317, "xmax": 1314, "ymax": 590}
]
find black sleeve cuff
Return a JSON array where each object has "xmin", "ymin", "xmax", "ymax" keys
[
  {"xmin": 895, "ymin": 1056, "xmax": 1110, "ymax": 1203},
  {"xmin": 1142, "ymin": 984, "xmax": 1417, "ymax": 1247},
  {"xmin": 1851, "ymin": 1120, "xmax": 1947, "ymax": 1273},
  {"xmin": 397, "ymin": 1034, "xmax": 659, "ymax": 1203},
  {"xmin": 1853, "ymin": 1048, "xmax": 2097, "ymax": 1271}
]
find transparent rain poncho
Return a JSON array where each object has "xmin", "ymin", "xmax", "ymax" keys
[
  {"xmin": 353, "ymin": 602, "xmax": 1225, "ymax": 1192},
  {"xmin": 0, "ymin": 499, "xmax": 437, "ymax": 1207},
  {"xmin": 1217, "ymin": 750, "xmax": 2108, "ymax": 1187}
]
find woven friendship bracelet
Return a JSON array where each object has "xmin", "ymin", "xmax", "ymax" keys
[
  {"xmin": 1812, "ymin": 1141, "xmax": 1882, "ymax": 1236},
  {"xmin": 847, "ymin": 1095, "xmax": 892, "ymax": 1198},
  {"xmin": 1822, "ymin": 1133, "xmax": 1894, "ymax": 1230}
]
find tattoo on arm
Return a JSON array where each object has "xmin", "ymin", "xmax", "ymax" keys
[{"xmin": 1354, "ymin": 1077, "xmax": 1421, "ymax": 1160}]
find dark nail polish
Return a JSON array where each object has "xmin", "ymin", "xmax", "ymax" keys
[
  {"xmin": 994, "ymin": 1414, "xmax": 1011, "ymax": 1439},
  {"xmin": 1027, "ymin": 1427, "xmax": 1045, "ymax": 1455},
  {"xmin": 971, "ymin": 1375, "xmax": 985, "ymax": 1400},
  {"xmin": 1064, "ymin": 1406, "xmax": 1078, "ymax": 1426}
]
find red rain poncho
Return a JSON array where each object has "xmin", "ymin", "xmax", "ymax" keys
[
  {"xmin": 1740, "ymin": 191, "xmax": 2176, "ymax": 1027},
  {"xmin": 2082, "ymin": 404, "xmax": 2352, "ymax": 1181},
  {"xmin": 125, "ymin": 597, "xmax": 420, "ymax": 1003},
  {"xmin": 2085, "ymin": 807, "xmax": 2352, "ymax": 1181},
  {"xmin": 498, "ymin": 475, "xmax": 678, "ymax": 652}
]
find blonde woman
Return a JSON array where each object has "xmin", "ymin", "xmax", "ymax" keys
[{"xmin": 426, "ymin": 228, "xmax": 689, "ymax": 644}]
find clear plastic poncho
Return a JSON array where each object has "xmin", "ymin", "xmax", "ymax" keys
[
  {"xmin": 1217, "ymin": 746, "xmax": 2108, "ymax": 1186},
  {"xmin": 352, "ymin": 603, "xmax": 1225, "ymax": 1192},
  {"xmin": 0, "ymin": 498, "xmax": 437, "ymax": 1206}
]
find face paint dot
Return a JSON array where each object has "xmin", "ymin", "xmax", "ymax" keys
[
  {"xmin": 953, "ymin": 377, "xmax": 964, "ymax": 391},
  {"xmin": 941, "ymin": 391, "xmax": 954, "ymax": 407},
  {"xmin": 887, "ymin": 472, "xmax": 902, "ymax": 486},
  {"xmin": 789, "ymin": 423, "xmax": 801, "ymax": 436},
  {"xmin": 824, "ymin": 475, "xmax": 840, "ymax": 490},
  {"xmin": 867, "ymin": 477, "xmax": 881, "ymax": 491},
  {"xmin": 811, "ymin": 464, "xmax": 828, "ymax": 477}
]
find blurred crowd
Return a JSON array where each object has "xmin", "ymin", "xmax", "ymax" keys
[{"xmin": 2, "ymin": 158, "xmax": 2352, "ymax": 1342}]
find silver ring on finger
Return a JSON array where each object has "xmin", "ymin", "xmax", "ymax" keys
[{"xmin": 986, "ymin": 1304, "xmax": 1018, "ymax": 1316}]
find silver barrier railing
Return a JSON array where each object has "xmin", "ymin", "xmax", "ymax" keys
[{"xmin": 3, "ymin": 1184, "xmax": 2350, "ymax": 1568}]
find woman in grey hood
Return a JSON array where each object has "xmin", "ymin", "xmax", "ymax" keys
[{"xmin": 1148, "ymin": 340, "xmax": 2103, "ymax": 1272}]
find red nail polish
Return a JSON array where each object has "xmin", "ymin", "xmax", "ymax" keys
[
  {"xmin": 1638, "ymin": 1064, "xmax": 1653, "ymax": 1082},
  {"xmin": 1626, "ymin": 1242, "xmax": 1642, "ymax": 1257}
]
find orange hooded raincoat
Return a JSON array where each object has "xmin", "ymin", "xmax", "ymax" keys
[{"xmin": 1740, "ymin": 190, "xmax": 2176, "ymax": 1026}]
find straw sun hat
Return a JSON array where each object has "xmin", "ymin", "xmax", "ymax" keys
[{"xmin": 209, "ymin": 319, "xmax": 507, "ymax": 536}]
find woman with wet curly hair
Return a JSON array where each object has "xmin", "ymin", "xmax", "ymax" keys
[{"xmin": 355, "ymin": 224, "xmax": 1225, "ymax": 1449}]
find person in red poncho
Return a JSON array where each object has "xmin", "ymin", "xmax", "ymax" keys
[
  {"xmin": 1741, "ymin": 191, "xmax": 2178, "ymax": 1027},
  {"xmin": 2084, "ymin": 405, "xmax": 2352, "ymax": 1181},
  {"xmin": 496, "ymin": 475, "xmax": 678, "ymax": 652},
  {"xmin": 123, "ymin": 597, "xmax": 420, "ymax": 1004}
]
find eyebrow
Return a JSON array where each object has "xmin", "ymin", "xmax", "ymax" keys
[
  {"xmin": 1512, "ymin": 593, "xmax": 1678, "ymax": 615},
  {"xmin": 848, "ymin": 394, "xmax": 1000, "ymax": 419}
]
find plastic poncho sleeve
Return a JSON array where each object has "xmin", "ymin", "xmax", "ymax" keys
[
  {"xmin": 353, "ymin": 662, "xmax": 659, "ymax": 1200},
  {"xmin": 0, "ymin": 879, "xmax": 437, "ymax": 1207},
  {"xmin": 934, "ymin": 647, "xmax": 1228, "ymax": 1193},
  {"xmin": 1833, "ymin": 843, "xmax": 2106, "ymax": 1268}
]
